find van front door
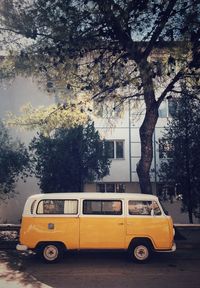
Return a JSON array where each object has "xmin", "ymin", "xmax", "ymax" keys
[{"xmin": 79, "ymin": 199, "xmax": 125, "ymax": 249}]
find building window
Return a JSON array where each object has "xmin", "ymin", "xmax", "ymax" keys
[
  {"xmin": 105, "ymin": 140, "xmax": 124, "ymax": 159},
  {"xmin": 158, "ymin": 100, "xmax": 167, "ymax": 118},
  {"xmin": 106, "ymin": 141, "xmax": 114, "ymax": 158},
  {"xmin": 83, "ymin": 200, "xmax": 122, "ymax": 215},
  {"xmin": 116, "ymin": 141, "xmax": 124, "ymax": 158},
  {"xmin": 98, "ymin": 184, "xmax": 107, "ymax": 193},
  {"xmin": 97, "ymin": 183, "xmax": 126, "ymax": 193},
  {"xmin": 158, "ymin": 98, "xmax": 177, "ymax": 118},
  {"xmin": 106, "ymin": 184, "xmax": 115, "ymax": 192},
  {"xmin": 116, "ymin": 184, "xmax": 126, "ymax": 193},
  {"xmin": 168, "ymin": 98, "xmax": 177, "ymax": 117}
]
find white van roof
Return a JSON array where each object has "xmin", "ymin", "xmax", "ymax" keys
[
  {"xmin": 26, "ymin": 192, "xmax": 158, "ymax": 201},
  {"xmin": 23, "ymin": 193, "xmax": 159, "ymax": 216}
]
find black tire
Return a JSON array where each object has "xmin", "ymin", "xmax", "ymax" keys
[
  {"xmin": 128, "ymin": 240, "xmax": 152, "ymax": 263},
  {"xmin": 38, "ymin": 243, "xmax": 64, "ymax": 263}
]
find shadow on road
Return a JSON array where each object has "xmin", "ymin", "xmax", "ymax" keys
[{"xmin": 0, "ymin": 250, "xmax": 47, "ymax": 288}]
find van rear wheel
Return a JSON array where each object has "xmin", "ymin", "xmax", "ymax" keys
[
  {"xmin": 39, "ymin": 243, "xmax": 64, "ymax": 263},
  {"xmin": 129, "ymin": 240, "xmax": 152, "ymax": 263}
]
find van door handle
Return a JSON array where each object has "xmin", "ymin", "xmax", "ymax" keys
[{"xmin": 118, "ymin": 223, "xmax": 124, "ymax": 225}]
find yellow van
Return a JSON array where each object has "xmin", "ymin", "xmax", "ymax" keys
[{"xmin": 17, "ymin": 193, "xmax": 176, "ymax": 263}]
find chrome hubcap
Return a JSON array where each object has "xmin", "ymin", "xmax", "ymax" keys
[
  {"xmin": 134, "ymin": 245, "xmax": 149, "ymax": 261},
  {"xmin": 43, "ymin": 245, "xmax": 58, "ymax": 261}
]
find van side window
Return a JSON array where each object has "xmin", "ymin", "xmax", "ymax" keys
[
  {"xmin": 151, "ymin": 201, "xmax": 162, "ymax": 216},
  {"xmin": 128, "ymin": 201, "xmax": 162, "ymax": 216},
  {"xmin": 83, "ymin": 200, "xmax": 122, "ymax": 215},
  {"xmin": 37, "ymin": 200, "xmax": 78, "ymax": 215},
  {"xmin": 30, "ymin": 200, "xmax": 37, "ymax": 214},
  {"xmin": 64, "ymin": 200, "xmax": 78, "ymax": 214},
  {"xmin": 128, "ymin": 201, "xmax": 152, "ymax": 215}
]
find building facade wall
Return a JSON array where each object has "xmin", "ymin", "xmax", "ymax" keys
[
  {"xmin": 85, "ymin": 100, "xmax": 170, "ymax": 195},
  {"xmin": 0, "ymin": 77, "xmax": 53, "ymax": 223},
  {"xmin": 0, "ymin": 77, "xmax": 171, "ymax": 222}
]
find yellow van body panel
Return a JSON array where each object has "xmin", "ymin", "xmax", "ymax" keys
[
  {"xmin": 125, "ymin": 216, "xmax": 173, "ymax": 249},
  {"xmin": 20, "ymin": 217, "xmax": 79, "ymax": 249},
  {"xmin": 79, "ymin": 217, "xmax": 125, "ymax": 249},
  {"xmin": 20, "ymin": 215, "xmax": 174, "ymax": 251}
]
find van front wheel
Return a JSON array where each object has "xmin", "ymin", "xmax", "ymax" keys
[
  {"xmin": 129, "ymin": 240, "xmax": 152, "ymax": 263},
  {"xmin": 39, "ymin": 243, "xmax": 64, "ymax": 263}
]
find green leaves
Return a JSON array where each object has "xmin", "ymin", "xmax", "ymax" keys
[
  {"xmin": 6, "ymin": 102, "xmax": 89, "ymax": 135},
  {"xmin": 29, "ymin": 121, "xmax": 111, "ymax": 192},
  {"xmin": 159, "ymin": 90, "xmax": 200, "ymax": 222},
  {"xmin": 0, "ymin": 121, "xmax": 29, "ymax": 198}
]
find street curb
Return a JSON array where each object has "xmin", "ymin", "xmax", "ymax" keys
[
  {"xmin": 174, "ymin": 224, "xmax": 200, "ymax": 228},
  {"xmin": 176, "ymin": 244, "xmax": 200, "ymax": 249}
]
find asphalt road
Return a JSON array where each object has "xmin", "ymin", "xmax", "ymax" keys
[{"xmin": 0, "ymin": 248, "xmax": 200, "ymax": 288}]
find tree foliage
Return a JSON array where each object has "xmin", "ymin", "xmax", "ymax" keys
[
  {"xmin": 29, "ymin": 121, "xmax": 111, "ymax": 192},
  {"xmin": 159, "ymin": 90, "xmax": 200, "ymax": 223},
  {"xmin": 7, "ymin": 102, "xmax": 90, "ymax": 135},
  {"xmin": 0, "ymin": 0, "xmax": 199, "ymax": 194},
  {"xmin": 0, "ymin": 121, "xmax": 29, "ymax": 199}
]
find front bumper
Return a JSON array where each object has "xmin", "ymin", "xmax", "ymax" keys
[
  {"xmin": 16, "ymin": 244, "xmax": 28, "ymax": 251},
  {"xmin": 156, "ymin": 242, "xmax": 176, "ymax": 253}
]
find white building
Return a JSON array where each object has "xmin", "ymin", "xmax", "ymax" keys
[
  {"xmin": 0, "ymin": 76, "xmax": 53, "ymax": 223},
  {"xmin": 0, "ymin": 76, "xmax": 178, "ymax": 223},
  {"xmin": 85, "ymin": 98, "xmax": 175, "ymax": 195}
]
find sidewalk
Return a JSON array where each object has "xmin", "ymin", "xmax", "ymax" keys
[
  {"xmin": 0, "ymin": 263, "xmax": 51, "ymax": 288},
  {"xmin": 174, "ymin": 224, "xmax": 200, "ymax": 249},
  {"xmin": 0, "ymin": 251, "xmax": 52, "ymax": 288},
  {"xmin": 161, "ymin": 200, "xmax": 200, "ymax": 224}
]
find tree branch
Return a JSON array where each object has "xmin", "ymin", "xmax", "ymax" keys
[
  {"xmin": 93, "ymin": 0, "xmax": 139, "ymax": 59},
  {"xmin": 157, "ymin": 69, "xmax": 184, "ymax": 106},
  {"xmin": 171, "ymin": 89, "xmax": 182, "ymax": 94},
  {"xmin": 0, "ymin": 26, "xmax": 55, "ymax": 40},
  {"xmin": 142, "ymin": 0, "xmax": 178, "ymax": 59}
]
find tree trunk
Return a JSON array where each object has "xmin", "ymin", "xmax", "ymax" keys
[
  {"xmin": 188, "ymin": 202, "xmax": 193, "ymax": 224},
  {"xmin": 136, "ymin": 60, "xmax": 159, "ymax": 194},
  {"xmin": 137, "ymin": 109, "xmax": 159, "ymax": 194},
  {"xmin": 185, "ymin": 112, "xmax": 193, "ymax": 224}
]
